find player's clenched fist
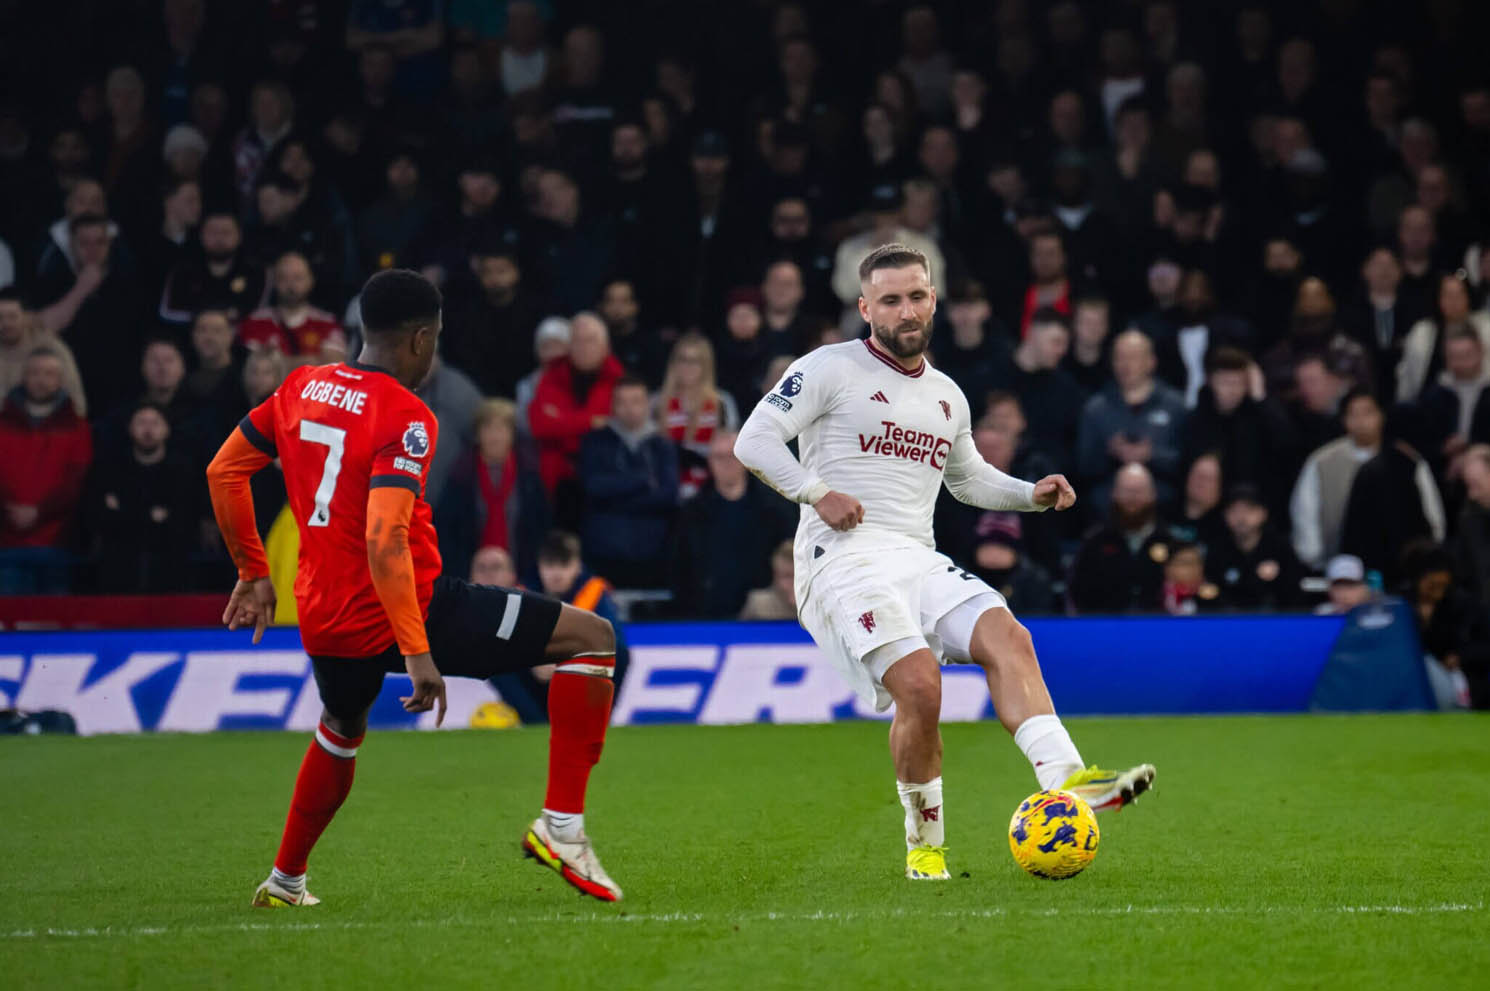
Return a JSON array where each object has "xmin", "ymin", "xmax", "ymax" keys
[
  {"xmin": 813, "ymin": 490, "xmax": 865, "ymax": 531},
  {"xmin": 1032, "ymin": 474, "xmax": 1077, "ymax": 511}
]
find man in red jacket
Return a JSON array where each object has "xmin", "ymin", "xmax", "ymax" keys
[
  {"xmin": 528, "ymin": 311, "xmax": 624, "ymax": 504},
  {"xmin": 0, "ymin": 346, "xmax": 93, "ymax": 592}
]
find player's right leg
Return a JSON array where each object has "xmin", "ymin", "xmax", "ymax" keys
[
  {"xmin": 523, "ymin": 603, "xmax": 623, "ymax": 901},
  {"xmin": 941, "ymin": 602, "xmax": 1155, "ymax": 811},
  {"xmin": 421, "ymin": 577, "xmax": 622, "ymax": 901},
  {"xmin": 252, "ymin": 651, "xmax": 390, "ymax": 907},
  {"xmin": 879, "ymin": 646, "xmax": 952, "ymax": 881}
]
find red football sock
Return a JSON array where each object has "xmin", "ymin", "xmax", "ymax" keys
[
  {"xmin": 543, "ymin": 656, "xmax": 615, "ymax": 814},
  {"xmin": 273, "ymin": 721, "xmax": 363, "ymax": 876}
]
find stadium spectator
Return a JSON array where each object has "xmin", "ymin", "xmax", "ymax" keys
[
  {"xmin": 529, "ymin": 311, "xmax": 623, "ymax": 499},
  {"xmin": 244, "ymin": 170, "xmax": 347, "ymax": 303},
  {"xmin": 1062, "ymin": 295, "xmax": 1113, "ymax": 394},
  {"xmin": 238, "ymin": 252, "xmax": 346, "ymax": 361},
  {"xmin": 84, "ymin": 402, "xmax": 197, "ymax": 593},
  {"xmin": 655, "ymin": 332, "xmax": 739, "ymax": 500},
  {"xmin": 1068, "ymin": 463, "xmax": 1176, "ymax": 614},
  {"xmin": 1291, "ymin": 387, "xmax": 1384, "ymax": 571},
  {"xmin": 1340, "ymin": 247, "xmax": 1421, "ymax": 402},
  {"xmin": 578, "ymin": 376, "xmax": 678, "ymax": 589},
  {"xmin": 232, "ymin": 80, "xmax": 296, "ymax": 208},
  {"xmin": 1403, "ymin": 542, "xmax": 1487, "ymax": 710},
  {"xmin": 1396, "ymin": 273, "xmax": 1490, "ymax": 403},
  {"xmin": 356, "ymin": 148, "xmax": 435, "ymax": 274},
  {"xmin": 140, "ymin": 177, "xmax": 202, "ymax": 294},
  {"xmin": 1451, "ymin": 445, "xmax": 1490, "ymax": 617},
  {"xmin": 1339, "ymin": 415, "xmax": 1446, "ymax": 588},
  {"xmin": 161, "ymin": 125, "xmax": 208, "ymax": 185},
  {"xmin": 1010, "ymin": 310, "xmax": 1084, "ymax": 471},
  {"xmin": 1260, "ymin": 277, "xmax": 1372, "ymax": 404},
  {"xmin": 99, "ymin": 66, "xmax": 159, "ymax": 243},
  {"xmin": 182, "ymin": 310, "xmax": 243, "ymax": 441},
  {"xmin": 751, "ymin": 196, "xmax": 836, "ymax": 317},
  {"xmin": 34, "ymin": 214, "xmax": 146, "ymax": 416},
  {"xmin": 528, "ymin": 167, "xmax": 616, "ymax": 315},
  {"xmin": 241, "ymin": 347, "xmax": 287, "ymax": 408},
  {"xmin": 716, "ymin": 288, "xmax": 775, "ymax": 415},
  {"xmin": 1395, "ymin": 205, "xmax": 1443, "ymax": 326},
  {"xmin": 830, "ymin": 186, "xmax": 943, "ymax": 312},
  {"xmin": 1014, "ymin": 231, "xmax": 1072, "ymax": 339},
  {"xmin": 1076, "ymin": 329, "xmax": 1187, "ymax": 518},
  {"xmin": 435, "ymin": 399, "xmax": 548, "ymax": 583},
  {"xmin": 471, "ymin": 545, "xmax": 519, "ymax": 588},
  {"xmin": 602, "ymin": 119, "xmax": 688, "ymax": 318},
  {"xmin": 599, "ymin": 279, "xmax": 667, "ymax": 390},
  {"xmin": 0, "ymin": 346, "xmax": 92, "ymax": 592},
  {"xmin": 1416, "ymin": 327, "xmax": 1490, "ymax": 481},
  {"xmin": 739, "ymin": 539, "xmax": 798, "ymax": 621},
  {"xmin": 1288, "ymin": 353, "xmax": 1349, "ymax": 456},
  {"xmin": 933, "ymin": 280, "xmax": 1012, "ymax": 420},
  {"xmin": 1315, "ymin": 554, "xmax": 1374, "ymax": 615},
  {"xmin": 444, "ymin": 247, "xmax": 544, "ymax": 399},
  {"xmin": 1155, "ymin": 270, "xmax": 1254, "ymax": 406},
  {"xmin": 672, "ymin": 430, "xmax": 794, "ymax": 618},
  {"xmin": 1206, "ymin": 484, "xmax": 1305, "ymax": 611},
  {"xmin": 413, "ymin": 354, "xmax": 482, "ymax": 509},
  {"xmin": 535, "ymin": 528, "xmax": 629, "ymax": 686},
  {"xmin": 760, "ymin": 260, "xmax": 817, "ymax": 358},
  {"xmin": 550, "ymin": 25, "xmax": 616, "ymax": 185},
  {"xmin": 1181, "ymin": 346, "xmax": 1295, "ymax": 513},
  {"xmin": 1172, "ymin": 451, "xmax": 1226, "ymax": 553},
  {"xmin": 0, "ymin": 291, "xmax": 86, "ymax": 416},
  {"xmin": 268, "ymin": 136, "xmax": 359, "ymax": 292},
  {"xmin": 158, "ymin": 210, "xmax": 268, "ymax": 327},
  {"xmin": 494, "ymin": 2, "xmax": 553, "ymax": 97},
  {"xmin": 1158, "ymin": 541, "xmax": 1221, "ymax": 615},
  {"xmin": 516, "ymin": 316, "xmax": 571, "ymax": 432},
  {"xmin": 35, "ymin": 179, "xmax": 115, "ymax": 289}
]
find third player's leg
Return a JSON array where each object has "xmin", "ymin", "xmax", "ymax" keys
[
  {"xmin": 879, "ymin": 647, "xmax": 944, "ymax": 782},
  {"xmin": 965, "ymin": 607, "xmax": 1057, "ymax": 735}
]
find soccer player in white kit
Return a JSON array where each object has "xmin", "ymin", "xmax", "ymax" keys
[{"xmin": 734, "ymin": 244, "xmax": 1155, "ymax": 880}]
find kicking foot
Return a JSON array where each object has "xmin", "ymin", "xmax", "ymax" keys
[
  {"xmin": 522, "ymin": 815, "xmax": 623, "ymax": 902},
  {"xmin": 905, "ymin": 844, "xmax": 950, "ymax": 880},
  {"xmin": 251, "ymin": 877, "xmax": 321, "ymax": 907},
  {"xmin": 1060, "ymin": 764, "xmax": 1156, "ymax": 812}
]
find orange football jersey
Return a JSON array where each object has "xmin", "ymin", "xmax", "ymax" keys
[{"xmin": 242, "ymin": 360, "xmax": 442, "ymax": 657}]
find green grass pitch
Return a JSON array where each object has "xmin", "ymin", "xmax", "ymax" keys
[{"xmin": 5, "ymin": 714, "xmax": 1488, "ymax": 989}]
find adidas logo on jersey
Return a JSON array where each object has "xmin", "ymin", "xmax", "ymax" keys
[{"xmin": 870, "ymin": 391, "xmax": 889, "ymax": 404}]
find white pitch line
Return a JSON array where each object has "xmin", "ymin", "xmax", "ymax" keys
[{"xmin": 3, "ymin": 902, "xmax": 1482, "ymax": 941}]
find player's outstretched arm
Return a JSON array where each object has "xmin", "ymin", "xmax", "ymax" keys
[
  {"xmin": 206, "ymin": 429, "xmax": 276, "ymax": 642},
  {"xmin": 942, "ymin": 429, "xmax": 1066, "ymax": 513},
  {"xmin": 366, "ymin": 486, "xmax": 446, "ymax": 726}
]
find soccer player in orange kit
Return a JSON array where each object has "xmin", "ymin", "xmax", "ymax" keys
[{"xmin": 207, "ymin": 270, "xmax": 624, "ymax": 906}]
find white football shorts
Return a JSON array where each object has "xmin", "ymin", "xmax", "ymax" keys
[{"xmin": 796, "ymin": 542, "xmax": 1007, "ymax": 712}]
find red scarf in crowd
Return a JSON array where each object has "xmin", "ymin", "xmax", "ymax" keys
[
  {"xmin": 477, "ymin": 455, "xmax": 517, "ymax": 550},
  {"xmin": 663, "ymin": 394, "xmax": 724, "ymax": 496}
]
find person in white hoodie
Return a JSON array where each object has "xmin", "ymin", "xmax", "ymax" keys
[{"xmin": 1395, "ymin": 272, "xmax": 1490, "ymax": 402}]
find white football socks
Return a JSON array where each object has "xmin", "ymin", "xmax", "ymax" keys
[
  {"xmin": 269, "ymin": 867, "xmax": 305, "ymax": 895},
  {"xmin": 1014, "ymin": 714, "xmax": 1085, "ymax": 791},
  {"xmin": 543, "ymin": 809, "xmax": 585, "ymax": 843},
  {"xmin": 896, "ymin": 777, "xmax": 945, "ymax": 850}
]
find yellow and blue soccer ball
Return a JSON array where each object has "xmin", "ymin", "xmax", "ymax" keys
[{"xmin": 1008, "ymin": 790, "xmax": 1099, "ymax": 879}]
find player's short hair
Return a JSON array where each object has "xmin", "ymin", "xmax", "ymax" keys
[
  {"xmin": 858, "ymin": 242, "xmax": 929, "ymax": 284},
  {"xmin": 1205, "ymin": 346, "xmax": 1252, "ymax": 375},
  {"xmin": 537, "ymin": 529, "xmax": 582, "ymax": 565},
  {"xmin": 359, "ymin": 269, "xmax": 442, "ymax": 337}
]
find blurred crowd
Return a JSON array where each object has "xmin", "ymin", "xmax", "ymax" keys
[{"xmin": 0, "ymin": 1, "xmax": 1488, "ymax": 684}]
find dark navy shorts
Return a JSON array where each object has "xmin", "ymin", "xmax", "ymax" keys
[{"xmin": 310, "ymin": 575, "xmax": 563, "ymax": 721}]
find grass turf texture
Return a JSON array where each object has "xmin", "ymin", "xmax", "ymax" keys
[{"xmin": 5, "ymin": 715, "xmax": 1488, "ymax": 990}]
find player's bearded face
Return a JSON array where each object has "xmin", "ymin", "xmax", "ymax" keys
[
  {"xmin": 872, "ymin": 311, "xmax": 934, "ymax": 358},
  {"xmin": 863, "ymin": 264, "xmax": 936, "ymax": 359}
]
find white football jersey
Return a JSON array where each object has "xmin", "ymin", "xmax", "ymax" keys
[{"xmin": 735, "ymin": 339, "xmax": 1040, "ymax": 602}]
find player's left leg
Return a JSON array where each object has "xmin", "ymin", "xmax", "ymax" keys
[
  {"xmin": 878, "ymin": 644, "xmax": 951, "ymax": 880},
  {"xmin": 252, "ymin": 651, "xmax": 392, "ymax": 907},
  {"xmin": 938, "ymin": 601, "xmax": 1155, "ymax": 811}
]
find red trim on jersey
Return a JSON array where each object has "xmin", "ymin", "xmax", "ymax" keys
[{"xmin": 864, "ymin": 338, "xmax": 926, "ymax": 378}]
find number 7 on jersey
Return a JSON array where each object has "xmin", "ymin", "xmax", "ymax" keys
[{"xmin": 300, "ymin": 419, "xmax": 346, "ymax": 527}]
